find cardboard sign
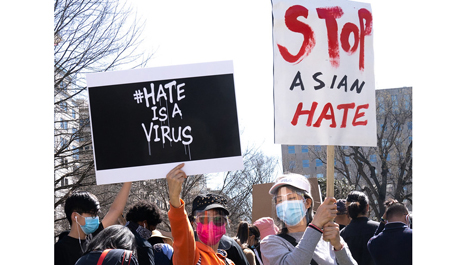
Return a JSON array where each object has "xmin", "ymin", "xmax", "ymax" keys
[
  {"xmin": 251, "ymin": 178, "xmax": 322, "ymax": 223},
  {"xmin": 86, "ymin": 61, "xmax": 243, "ymax": 185},
  {"xmin": 273, "ymin": 0, "xmax": 377, "ymax": 146}
]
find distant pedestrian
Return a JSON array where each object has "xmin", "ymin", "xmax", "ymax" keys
[
  {"xmin": 340, "ymin": 191, "xmax": 379, "ymax": 265},
  {"xmin": 249, "ymin": 217, "xmax": 278, "ymax": 265},
  {"xmin": 234, "ymin": 221, "xmax": 256, "ymax": 265},
  {"xmin": 148, "ymin": 230, "xmax": 174, "ymax": 265},
  {"xmin": 75, "ymin": 224, "xmax": 139, "ymax": 265},
  {"xmin": 367, "ymin": 199, "xmax": 412, "ymax": 265}
]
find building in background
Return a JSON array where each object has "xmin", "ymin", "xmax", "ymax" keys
[
  {"xmin": 54, "ymin": 68, "xmax": 81, "ymax": 221},
  {"xmin": 281, "ymin": 87, "xmax": 412, "ymax": 215}
]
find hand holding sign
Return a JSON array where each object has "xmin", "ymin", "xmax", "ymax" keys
[
  {"xmin": 322, "ymin": 221, "xmax": 343, "ymax": 250},
  {"xmin": 311, "ymin": 197, "xmax": 337, "ymax": 229},
  {"xmin": 166, "ymin": 163, "xmax": 187, "ymax": 208}
]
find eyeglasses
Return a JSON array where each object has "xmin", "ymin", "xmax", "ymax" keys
[{"xmin": 195, "ymin": 215, "xmax": 227, "ymax": 226}]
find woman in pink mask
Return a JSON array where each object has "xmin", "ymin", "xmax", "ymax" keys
[{"xmin": 166, "ymin": 163, "xmax": 235, "ymax": 265}]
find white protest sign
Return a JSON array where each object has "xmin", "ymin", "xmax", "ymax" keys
[
  {"xmin": 86, "ymin": 61, "xmax": 243, "ymax": 185},
  {"xmin": 273, "ymin": 0, "xmax": 377, "ymax": 146}
]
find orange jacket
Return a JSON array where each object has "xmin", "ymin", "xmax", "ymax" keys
[{"xmin": 168, "ymin": 199, "xmax": 234, "ymax": 265}]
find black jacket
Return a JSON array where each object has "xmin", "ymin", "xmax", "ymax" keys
[
  {"xmin": 340, "ymin": 217, "xmax": 379, "ymax": 265},
  {"xmin": 367, "ymin": 222, "xmax": 412, "ymax": 265},
  {"xmin": 126, "ymin": 222, "xmax": 155, "ymax": 265}
]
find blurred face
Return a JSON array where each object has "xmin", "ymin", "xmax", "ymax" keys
[{"xmin": 274, "ymin": 187, "xmax": 310, "ymax": 227}]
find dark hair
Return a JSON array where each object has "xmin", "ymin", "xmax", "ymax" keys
[
  {"xmin": 126, "ymin": 200, "xmax": 162, "ymax": 226},
  {"xmin": 346, "ymin": 191, "xmax": 369, "ymax": 219},
  {"xmin": 84, "ymin": 225, "xmax": 136, "ymax": 255},
  {"xmin": 384, "ymin": 199, "xmax": 408, "ymax": 220},
  {"xmin": 236, "ymin": 221, "xmax": 250, "ymax": 243},
  {"xmin": 64, "ymin": 191, "xmax": 100, "ymax": 225},
  {"xmin": 248, "ymin": 225, "xmax": 260, "ymax": 241}
]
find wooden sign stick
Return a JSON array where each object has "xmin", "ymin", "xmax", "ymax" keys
[{"xmin": 326, "ymin": 145, "xmax": 335, "ymax": 198}]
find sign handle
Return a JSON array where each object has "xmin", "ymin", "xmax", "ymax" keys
[{"xmin": 326, "ymin": 145, "xmax": 335, "ymax": 198}]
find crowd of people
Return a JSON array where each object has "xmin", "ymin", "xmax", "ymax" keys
[{"xmin": 55, "ymin": 164, "xmax": 412, "ymax": 265}]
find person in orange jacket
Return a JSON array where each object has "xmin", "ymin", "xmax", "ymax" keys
[{"xmin": 166, "ymin": 163, "xmax": 235, "ymax": 265}]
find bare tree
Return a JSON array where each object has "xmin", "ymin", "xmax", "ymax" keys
[
  {"xmin": 54, "ymin": 0, "xmax": 153, "ymax": 236},
  {"xmin": 212, "ymin": 146, "xmax": 280, "ymax": 235},
  {"xmin": 309, "ymin": 88, "xmax": 412, "ymax": 219}
]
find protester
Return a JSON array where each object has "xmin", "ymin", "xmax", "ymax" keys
[
  {"xmin": 334, "ymin": 199, "xmax": 350, "ymax": 230},
  {"xmin": 248, "ymin": 217, "xmax": 278, "ymax": 265},
  {"xmin": 166, "ymin": 163, "xmax": 235, "ymax": 265},
  {"xmin": 340, "ymin": 191, "xmax": 379, "ymax": 265},
  {"xmin": 260, "ymin": 173, "xmax": 357, "ymax": 265},
  {"xmin": 149, "ymin": 230, "xmax": 173, "ymax": 246},
  {"xmin": 54, "ymin": 182, "xmax": 132, "ymax": 265},
  {"xmin": 75, "ymin": 225, "xmax": 139, "ymax": 265},
  {"xmin": 235, "ymin": 221, "xmax": 256, "ymax": 265},
  {"xmin": 367, "ymin": 199, "xmax": 412, "ymax": 265},
  {"xmin": 125, "ymin": 200, "xmax": 162, "ymax": 265},
  {"xmin": 148, "ymin": 230, "xmax": 174, "ymax": 265}
]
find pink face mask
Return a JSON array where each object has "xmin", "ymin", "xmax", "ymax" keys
[{"xmin": 196, "ymin": 222, "xmax": 226, "ymax": 246}]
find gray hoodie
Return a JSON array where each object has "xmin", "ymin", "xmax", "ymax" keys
[{"xmin": 260, "ymin": 227, "xmax": 357, "ymax": 265}]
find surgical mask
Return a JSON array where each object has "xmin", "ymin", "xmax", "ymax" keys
[
  {"xmin": 76, "ymin": 214, "xmax": 100, "ymax": 235},
  {"xmin": 136, "ymin": 223, "xmax": 153, "ymax": 240},
  {"xmin": 276, "ymin": 200, "xmax": 306, "ymax": 226},
  {"xmin": 196, "ymin": 221, "xmax": 226, "ymax": 246}
]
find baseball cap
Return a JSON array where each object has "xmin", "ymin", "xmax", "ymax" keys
[
  {"xmin": 192, "ymin": 193, "xmax": 229, "ymax": 215},
  {"xmin": 268, "ymin": 174, "xmax": 311, "ymax": 196}
]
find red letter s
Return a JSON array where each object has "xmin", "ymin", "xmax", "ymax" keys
[{"xmin": 277, "ymin": 5, "xmax": 315, "ymax": 64}]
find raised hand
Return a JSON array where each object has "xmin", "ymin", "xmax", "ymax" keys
[
  {"xmin": 311, "ymin": 197, "xmax": 337, "ymax": 228},
  {"xmin": 166, "ymin": 163, "xmax": 187, "ymax": 208}
]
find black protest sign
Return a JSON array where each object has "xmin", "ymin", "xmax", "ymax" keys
[{"xmin": 86, "ymin": 61, "xmax": 243, "ymax": 184}]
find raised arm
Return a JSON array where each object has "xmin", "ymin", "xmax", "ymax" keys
[
  {"xmin": 166, "ymin": 163, "xmax": 200, "ymax": 265},
  {"xmin": 101, "ymin": 182, "xmax": 132, "ymax": 228}
]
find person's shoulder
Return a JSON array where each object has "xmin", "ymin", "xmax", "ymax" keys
[
  {"xmin": 403, "ymin": 226, "xmax": 413, "ymax": 234},
  {"xmin": 368, "ymin": 219, "xmax": 379, "ymax": 225},
  {"xmin": 260, "ymin": 234, "xmax": 284, "ymax": 246},
  {"xmin": 55, "ymin": 235, "xmax": 75, "ymax": 249},
  {"xmin": 366, "ymin": 233, "xmax": 380, "ymax": 248}
]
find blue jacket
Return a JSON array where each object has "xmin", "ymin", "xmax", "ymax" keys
[{"xmin": 367, "ymin": 222, "xmax": 412, "ymax": 265}]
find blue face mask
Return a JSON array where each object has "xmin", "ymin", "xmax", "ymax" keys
[
  {"xmin": 276, "ymin": 200, "xmax": 307, "ymax": 226},
  {"xmin": 76, "ymin": 214, "xmax": 100, "ymax": 235}
]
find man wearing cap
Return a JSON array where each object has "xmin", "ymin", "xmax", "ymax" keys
[
  {"xmin": 166, "ymin": 163, "xmax": 235, "ymax": 265},
  {"xmin": 260, "ymin": 173, "xmax": 357, "ymax": 265}
]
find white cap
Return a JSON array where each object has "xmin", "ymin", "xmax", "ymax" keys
[{"xmin": 268, "ymin": 174, "xmax": 311, "ymax": 196}]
